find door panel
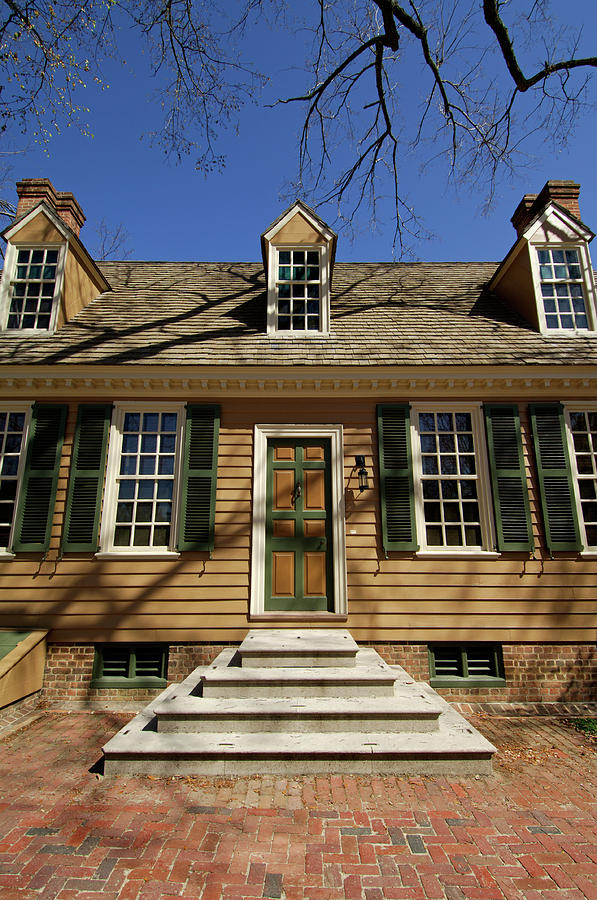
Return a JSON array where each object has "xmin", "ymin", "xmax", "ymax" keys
[
  {"xmin": 265, "ymin": 438, "xmax": 333, "ymax": 611},
  {"xmin": 304, "ymin": 469, "xmax": 325, "ymax": 510},
  {"xmin": 273, "ymin": 470, "xmax": 295, "ymax": 509},
  {"xmin": 272, "ymin": 551, "xmax": 295, "ymax": 596},
  {"xmin": 304, "ymin": 552, "xmax": 326, "ymax": 596}
]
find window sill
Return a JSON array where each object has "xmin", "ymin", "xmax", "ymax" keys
[
  {"xmin": 249, "ymin": 611, "xmax": 347, "ymax": 621},
  {"xmin": 0, "ymin": 551, "xmax": 16, "ymax": 560},
  {"xmin": 95, "ymin": 551, "xmax": 181, "ymax": 560},
  {"xmin": 91, "ymin": 678, "xmax": 167, "ymax": 689},
  {"xmin": 580, "ymin": 550, "xmax": 597, "ymax": 558},
  {"xmin": 266, "ymin": 330, "xmax": 330, "ymax": 338},
  {"xmin": 1, "ymin": 328, "xmax": 55, "ymax": 336},
  {"xmin": 430, "ymin": 678, "xmax": 506, "ymax": 688},
  {"xmin": 416, "ymin": 550, "xmax": 500, "ymax": 559}
]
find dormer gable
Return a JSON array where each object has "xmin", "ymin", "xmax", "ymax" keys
[
  {"xmin": 490, "ymin": 180, "xmax": 597, "ymax": 334},
  {"xmin": 261, "ymin": 201, "xmax": 337, "ymax": 335},
  {"xmin": 0, "ymin": 179, "xmax": 110, "ymax": 333}
]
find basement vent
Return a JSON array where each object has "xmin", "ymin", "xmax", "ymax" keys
[
  {"xmin": 428, "ymin": 644, "xmax": 505, "ymax": 687},
  {"xmin": 92, "ymin": 644, "xmax": 168, "ymax": 688}
]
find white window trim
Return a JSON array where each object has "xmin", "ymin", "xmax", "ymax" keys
[
  {"xmin": 266, "ymin": 243, "xmax": 330, "ymax": 335},
  {"xmin": 0, "ymin": 242, "xmax": 67, "ymax": 334},
  {"xmin": 564, "ymin": 401, "xmax": 597, "ymax": 554},
  {"xmin": 410, "ymin": 402, "xmax": 497, "ymax": 556},
  {"xmin": 98, "ymin": 402, "xmax": 186, "ymax": 556},
  {"xmin": 0, "ymin": 402, "xmax": 33, "ymax": 556},
  {"xmin": 250, "ymin": 423, "xmax": 347, "ymax": 617},
  {"xmin": 530, "ymin": 241, "xmax": 597, "ymax": 335}
]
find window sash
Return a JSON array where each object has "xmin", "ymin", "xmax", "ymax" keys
[
  {"xmin": 1, "ymin": 243, "xmax": 64, "ymax": 332},
  {"xmin": 532, "ymin": 243, "xmax": 596, "ymax": 334},
  {"xmin": 266, "ymin": 243, "xmax": 329, "ymax": 334},
  {"xmin": 566, "ymin": 405, "xmax": 597, "ymax": 549},
  {"xmin": 0, "ymin": 405, "xmax": 31, "ymax": 550},
  {"xmin": 411, "ymin": 404, "xmax": 495, "ymax": 552},
  {"xmin": 100, "ymin": 404, "xmax": 185, "ymax": 553}
]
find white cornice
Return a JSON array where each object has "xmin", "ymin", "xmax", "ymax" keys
[{"xmin": 0, "ymin": 364, "xmax": 596, "ymax": 398}]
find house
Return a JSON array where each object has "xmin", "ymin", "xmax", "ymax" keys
[{"xmin": 0, "ymin": 176, "xmax": 595, "ymax": 713}]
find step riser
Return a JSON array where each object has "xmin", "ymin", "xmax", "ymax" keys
[
  {"xmin": 242, "ymin": 655, "xmax": 355, "ymax": 668},
  {"xmin": 202, "ymin": 683, "xmax": 397, "ymax": 699},
  {"xmin": 105, "ymin": 755, "xmax": 493, "ymax": 777},
  {"xmin": 157, "ymin": 715, "xmax": 439, "ymax": 733}
]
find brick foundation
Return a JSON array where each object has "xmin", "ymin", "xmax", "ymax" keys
[
  {"xmin": 40, "ymin": 640, "xmax": 597, "ymax": 704},
  {"xmin": 41, "ymin": 642, "xmax": 240, "ymax": 704},
  {"xmin": 369, "ymin": 641, "xmax": 597, "ymax": 703}
]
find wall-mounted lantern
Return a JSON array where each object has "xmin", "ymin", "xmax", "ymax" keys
[{"xmin": 355, "ymin": 455, "xmax": 370, "ymax": 492}]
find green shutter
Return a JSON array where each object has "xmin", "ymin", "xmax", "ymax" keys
[
  {"xmin": 62, "ymin": 404, "xmax": 112, "ymax": 552},
  {"xmin": 12, "ymin": 404, "xmax": 67, "ymax": 552},
  {"xmin": 377, "ymin": 404, "xmax": 417, "ymax": 552},
  {"xmin": 529, "ymin": 403, "xmax": 582, "ymax": 552},
  {"xmin": 484, "ymin": 404, "xmax": 534, "ymax": 552},
  {"xmin": 177, "ymin": 404, "xmax": 220, "ymax": 551}
]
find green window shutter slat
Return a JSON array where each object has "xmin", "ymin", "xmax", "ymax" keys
[
  {"xmin": 529, "ymin": 403, "xmax": 582, "ymax": 552},
  {"xmin": 12, "ymin": 404, "xmax": 67, "ymax": 552},
  {"xmin": 377, "ymin": 404, "xmax": 417, "ymax": 552},
  {"xmin": 62, "ymin": 404, "xmax": 112, "ymax": 552},
  {"xmin": 484, "ymin": 404, "xmax": 534, "ymax": 552},
  {"xmin": 177, "ymin": 404, "xmax": 220, "ymax": 551}
]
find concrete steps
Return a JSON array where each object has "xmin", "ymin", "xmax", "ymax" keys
[{"xmin": 102, "ymin": 629, "xmax": 496, "ymax": 776}]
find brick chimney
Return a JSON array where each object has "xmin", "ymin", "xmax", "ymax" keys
[
  {"xmin": 511, "ymin": 180, "xmax": 581, "ymax": 237},
  {"xmin": 15, "ymin": 178, "xmax": 86, "ymax": 237}
]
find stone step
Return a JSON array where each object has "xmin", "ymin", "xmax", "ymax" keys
[
  {"xmin": 154, "ymin": 689, "xmax": 443, "ymax": 733},
  {"xmin": 201, "ymin": 652, "xmax": 396, "ymax": 699},
  {"xmin": 103, "ymin": 692, "xmax": 495, "ymax": 776},
  {"xmin": 239, "ymin": 628, "xmax": 358, "ymax": 668}
]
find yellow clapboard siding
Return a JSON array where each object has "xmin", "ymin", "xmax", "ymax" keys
[{"xmin": 346, "ymin": 585, "xmax": 595, "ymax": 601}]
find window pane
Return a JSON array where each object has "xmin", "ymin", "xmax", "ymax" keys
[
  {"xmin": 418, "ymin": 409, "xmax": 482, "ymax": 550},
  {"xmin": 112, "ymin": 410, "xmax": 179, "ymax": 550}
]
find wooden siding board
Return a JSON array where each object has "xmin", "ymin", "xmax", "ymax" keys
[{"xmin": 0, "ymin": 396, "xmax": 594, "ymax": 642}]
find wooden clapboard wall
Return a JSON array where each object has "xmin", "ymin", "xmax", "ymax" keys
[{"xmin": 0, "ymin": 397, "xmax": 594, "ymax": 643}]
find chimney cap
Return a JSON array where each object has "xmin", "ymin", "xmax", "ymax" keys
[
  {"xmin": 15, "ymin": 177, "xmax": 86, "ymax": 236},
  {"xmin": 511, "ymin": 179, "xmax": 581, "ymax": 237}
]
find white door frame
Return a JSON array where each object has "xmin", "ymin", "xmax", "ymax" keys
[{"xmin": 250, "ymin": 423, "xmax": 347, "ymax": 616}]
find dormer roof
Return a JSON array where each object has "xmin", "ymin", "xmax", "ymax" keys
[{"xmin": 260, "ymin": 200, "xmax": 337, "ymax": 276}]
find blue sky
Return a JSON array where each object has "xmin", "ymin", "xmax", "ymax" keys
[{"xmin": 3, "ymin": 1, "xmax": 597, "ymax": 264}]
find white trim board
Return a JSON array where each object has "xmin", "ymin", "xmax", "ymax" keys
[{"xmin": 250, "ymin": 423, "xmax": 347, "ymax": 617}]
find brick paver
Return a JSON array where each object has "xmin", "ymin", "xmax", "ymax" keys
[{"xmin": 0, "ymin": 710, "xmax": 595, "ymax": 898}]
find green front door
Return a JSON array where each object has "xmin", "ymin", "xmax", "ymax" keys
[{"xmin": 265, "ymin": 438, "xmax": 334, "ymax": 611}]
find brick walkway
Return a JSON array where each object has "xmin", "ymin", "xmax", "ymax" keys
[{"xmin": 0, "ymin": 711, "xmax": 595, "ymax": 899}]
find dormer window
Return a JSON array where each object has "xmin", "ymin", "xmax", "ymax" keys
[
  {"xmin": 276, "ymin": 248, "xmax": 322, "ymax": 331},
  {"xmin": 537, "ymin": 248, "xmax": 589, "ymax": 330},
  {"xmin": 7, "ymin": 247, "xmax": 62, "ymax": 330},
  {"xmin": 261, "ymin": 200, "xmax": 337, "ymax": 336}
]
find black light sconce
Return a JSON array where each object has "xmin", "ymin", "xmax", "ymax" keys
[{"xmin": 355, "ymin": 455, "xmax": 370, "ymax": 492}]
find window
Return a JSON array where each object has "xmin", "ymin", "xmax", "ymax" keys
[
  {"xmin": 568, "ymin": 409, "xmax": 597, "ymax": 548},
  {"xmin": 536, "ymin": 247, "xmax": 590, "ymax": 331},
  {"xmin": 92, "ymin": 644, "xmax": 168, "ymax": 688},
  {"xmin": 101, "ymin": 406, "xmax": 184, "ymax": 553},
  {"xmin": 275, "ymin": 248, "xmax": 322, "ymax": 331},
  {"xmin": 429, "ymin": 644, "xmax": 505, "ymax": 687},
  {"xmin": 0, "ymin": 408, "xmax": 30, "ymax": 550},
  {"xmin": 3, "ymin": 246, "xmax": 63, "ymax": 331},
  {"xmin": 411, "ymin": 405, "xmax": 495, "ymax": 552}
]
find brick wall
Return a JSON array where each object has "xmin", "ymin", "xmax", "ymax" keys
[
  {"xmin": 41, "ymin": 642, "xmax": 240, "ymax": 704},
  {"xmin": 167, "ymin": 643, "xmax": 239, "ymax": 681},
  {"xmin": 40, "ymin": 641, "xmax": 597, "ymax": 704},
  {"xmin": 0, "ymin": 692, "xmax": 41, "ymax": 733},
  {"xmin": 366, "ymin": 641, "xmax": 596, "ymax": 703}
]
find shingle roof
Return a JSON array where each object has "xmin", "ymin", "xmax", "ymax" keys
[{"xmin": 1, "ymin": 260, "xmax": 597, "ymax": 367}]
